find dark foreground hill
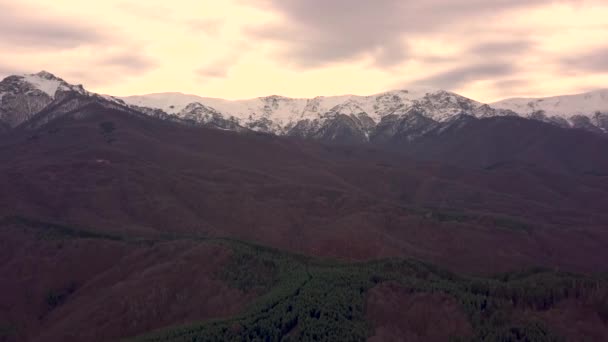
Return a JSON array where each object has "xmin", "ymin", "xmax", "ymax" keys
[
  {"xmin": 1, "ymin": 105, "xmax": 608, "ymax": 341},
  {"xmin": 2, "ymin": 220, "xmax": 608, "ymax": 342}
]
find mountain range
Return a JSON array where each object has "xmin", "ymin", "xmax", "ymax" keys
[
  {"xmin": 3, "ymin": 71, "xmax": 608, "ymax": 342},
  {"xmin": 2, "ymin": 71, "xmax": 608, "ymax": 144}
]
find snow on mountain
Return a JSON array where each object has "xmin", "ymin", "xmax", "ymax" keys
[
  {"xmin": 0, "ymin": 71, "xmax": 130, "ymax": 128},
  {"xmin": 120, "ymin": 87, "xmax": 497, "ymax": 135},
  {"xmin": 124, "ymin": 88, "xmax": 440, "ymax": 121},
  {"xmin": 123, "ymin": 92, "xmax": 349, "ymax": 126},
  {"xmin": 125, "ymin": 88, "xmax": 608, "ymax": 135},
  {"xmin": 492, "ymin": 90, "xmax": 608, "ymax": 117},
  {"xmin": 0, "ymin": 71, "xmax": 67, "ymax": 127},
  {"xmin": 21, "ymin": 72, "xmax": 68, "ymax": 97},
  {"xmin": 3, "ymin": 70, "xmax": 608, "ymax": 138},
  {"xmin": 19, "ymin": 71, "xmax": 88, "ymax": 98},
  {"xmin": 491, "ymin": 90, "xmax": 608, "ymax": 132},
  {"xmin": 125, "ymin": 87, "xmax": 608, "ymax": 141},
  {"xmin": 121, "ymin": 88, "xmax": 608, "ymax": 142}
]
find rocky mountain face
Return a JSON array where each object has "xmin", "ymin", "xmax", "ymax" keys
[
  {"xmin": 120, "ymin": 89, "xmax": 525, "ymax": 144},
  {"xmin": 0, "ymin": 72, "xmax": 252, "ymax": 134},
  {"xmin": 0, "ymin": 71, "xmax": 142, "ymax": 131},
  {"xmin": 123, "ymin": 88, "xmax": 608, "ymax": 144},
  {"xmin": 177, "ymin": 102, "xmax": 247, "ymax": 132},
  {"xmin": 2, "ymin": 71, "xmax": 607, "ymax": 145},
  {"xmin": 371, "ymin": 107, "xmax": 439, "ymax": 144},
  {"xmin": 0, "ymin": 71, "xmax": 71, "ymax": 127},
  {"xmin": 19, "ymin": 92, "xmax": 132, "ymax": 130}
]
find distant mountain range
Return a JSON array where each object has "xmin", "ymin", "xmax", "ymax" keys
[
  {"xmin": 1, "ymin": 71, "xmax": 608, "ymax": 145},
  {"xmin": 122, "ymin": 86, "xmax": 608, "ymax": 141}
]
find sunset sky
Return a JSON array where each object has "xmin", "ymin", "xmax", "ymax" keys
[{"xmin": 1, "ymin": 0, "xmax": 607, "ymax": 102}]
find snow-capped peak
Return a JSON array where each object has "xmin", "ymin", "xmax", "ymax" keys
[
  {"xmin": 16, "ymin": 71, "xmax": 86, "ymax": 98},
  {"xmin": 0, "ymin": 71, "xmax": 121, "ymax": 128},
  {"xmin": 21, "ymin": 71, "xmax": 68, "ymax": 97},
  {"xmin": 34, "ymin": 70, "xmax": 58, "ymax": 79}
]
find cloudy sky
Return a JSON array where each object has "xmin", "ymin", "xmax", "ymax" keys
[{"xmin": 1, "ymin": 0, "xmax": 607, "ymax": 102}]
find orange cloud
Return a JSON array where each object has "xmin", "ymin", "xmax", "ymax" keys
[{"xmin": 0, "ymin": 0, "xmax": 606, "ymax": 103}]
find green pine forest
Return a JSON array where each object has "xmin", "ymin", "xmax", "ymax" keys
[
  {"xmin": 4, "ymin": 217, "xmax": 608, "ymax": 342},
  {"xmin": 131, "ymin": 240, "xmax": 608, "ymax": 342}
]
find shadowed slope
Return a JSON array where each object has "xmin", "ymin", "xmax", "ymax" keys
[
  {"xmin": 1, "ymin": 106, "xmax": 608, "ymax": 274},
  {"xmin": 396, "ymin": 115, "xmax": 608, "ymax": 175}
]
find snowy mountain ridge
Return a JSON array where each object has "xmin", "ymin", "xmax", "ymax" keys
[
  {"xmin": 1, "ymin": 71, "xmax": 607, "ymax": 140},
  {"xmin": 121, "ymin": 88, "xmax": 517, "ymax": 135},
  {"xmin": 121, "ymin": 89, "xmax": 608, "ymax": 135},
  {"xmin": 124, "ymin": 88, "xmax": 471, "ymax": 120},
  {"xmin": 492, "ymin": 89, "xmax": 608, "ymax": 118}
]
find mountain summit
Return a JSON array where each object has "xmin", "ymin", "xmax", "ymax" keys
[{"xmin": 0, "ymin": 71, "xmax": 88, "ymax": 127}]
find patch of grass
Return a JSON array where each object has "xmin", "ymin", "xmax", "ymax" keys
[
  {"xmin": 219, "ymin": 251, "xmax": 279, "ymax": 292},
  {"xmin": 425, "ymin": 210, "xmax": 471, "ymax": 223},
  {"xmin": 0, "ymin": 216, "xmax": 124, "ymax": 241},
  {"xmin": 46, "ymin": 282, "xmax": 78, "ymax": 310},
  {"xmin": 493, "ymin": 216, "xmax": 533, "ymax": 232},
  {"xmin": 415, "ymin": 207, "xmax": 533, "ymax": 232},
  {"xmin": 0, "ymin": 323, "xmax": 17, "ymax": 339}
]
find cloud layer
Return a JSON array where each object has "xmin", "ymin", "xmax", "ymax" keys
[
  {"xmin": 244, "ymin": 0, "xmax": 550, "ymax": 68},
  {"xmin": 0, "ymin": 2, "xmax": 107, "ymax": 50},
  {"xmin": 0, "ymin": 0, "xmax": 607, "ymax": 102},
  {"xmin": 562, "ymin": 47, "xmax": 608, "ymax": 73}
]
